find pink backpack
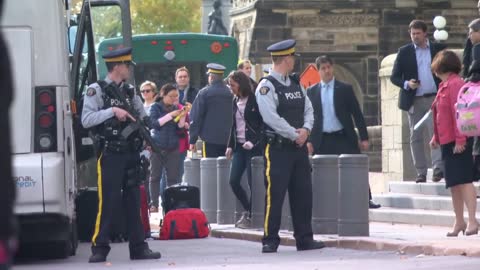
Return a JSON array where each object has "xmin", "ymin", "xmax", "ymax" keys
[{"xmin": 456, "ymin": 81, "xmax": 480, "ymax": 136}]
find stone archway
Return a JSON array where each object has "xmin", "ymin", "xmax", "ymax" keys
[{"xmin": 332, "ymin": 64, "xmax": 364, "ymax": 108}]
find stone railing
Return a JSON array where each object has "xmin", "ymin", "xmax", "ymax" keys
[{"xmin": 232, "ymin": 0, "xmax": 256, "ymax": 8}]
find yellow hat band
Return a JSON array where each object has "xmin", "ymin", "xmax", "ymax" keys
[
  {"xmin": 105, "ymin": 54, "xmax": 132, "ymax": 63},
  {"xmin": 208, "ymin": 68, "xmax": 224, "ymax": 74},
  {"xmin": 270, "ymin": 47, "xmax": 296, "ymax": 56}
]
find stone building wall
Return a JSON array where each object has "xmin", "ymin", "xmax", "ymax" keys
[
  {"xmin": 230, "ymin": 0, "xmax": 477, "ymax": 127},
  {"xmin": 228, "ymin": 0, "xmax": 478, "ymax": 174}
]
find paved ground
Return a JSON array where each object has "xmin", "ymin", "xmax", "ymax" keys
[
  {"xmin": 149, "ymin": 211, "xmax": 480, "ymax": 257},
  {"xmin": 208, "ymin": 222, "xmax": 480, "ymax": 257},
  {"xmin": 14, "ymin": 238, "xmax": 480, "ymax": 270}
]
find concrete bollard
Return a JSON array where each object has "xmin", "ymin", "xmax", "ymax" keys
[
  {"xmin": 217, "ymin": 157, "xmax": 235, "ymax": 224},
  {"xmin": 250, "ymin": 157, "xmax": 265, "ymax": 229},
  {"xmin": 311, "ymin": 155, "xmax": 339, "ymax": 234},
  {"xmin": 184, "ymin": 158, "xmax": 201, "ymax": 189},
  {"xmin": 338, "ymin": 154, "xmax": 369, "ymax": 236},
  {"xmin": 200, "ymin": 158, "xmax": 218, "ymax": 223}
]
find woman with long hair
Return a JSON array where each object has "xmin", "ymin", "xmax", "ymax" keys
[
  {"xmin": 148, "ymin": 84, "xmax": 187, "ymax": 213},
  {"xmin": 225, "ymin": 71, "xmax": 264, "ymax": 228},
  {"xmin": 430, "ymin": 50, "xmax": 478, "ymax": 236}
]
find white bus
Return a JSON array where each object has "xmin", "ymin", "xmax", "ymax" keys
[{"xmin": 2, "ymin": 0, "xmax": 131, "ymax": 258}]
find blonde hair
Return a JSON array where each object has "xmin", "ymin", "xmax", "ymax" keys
[
  {"xmin": 140, "ymin": 80, "xmax": 158, "ymax": 93},
  {"xmin": 175, "ymin": 66, "xmax": 190, "ymax": 77},
  {"xmin": 237, "ymin": 59, "xmax": 251, "ymax": 69}
]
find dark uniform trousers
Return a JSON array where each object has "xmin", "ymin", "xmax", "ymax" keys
[
  {"xmin": 263, "ymin": 143, "xmax": 313, "ymax": 247},
  {"xmin": 91, "ymin": 151, "xmax": 147, "ymax": 256},
  {"xmin": 203, "ymin": 142, "xmax": 227, "ymax": 158},
  {"xmin": 317, "ymin": 131, "xmax": 373, "ymax": 200}
]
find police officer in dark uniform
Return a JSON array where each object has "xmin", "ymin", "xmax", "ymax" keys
[
  {"xmin": 189, "ymin": 63, "xmax": 233, "ymax": 157},
  {"xmin": 256, "ymin": 39, "xmax": 325, "ymax": 253},
  {"xmin": 81, "ymin": 47, "xmax": 161, "ymax": 263},
  {"xmin": 0, "ymin": 0, "xmax": 16, "ymax": 268}
]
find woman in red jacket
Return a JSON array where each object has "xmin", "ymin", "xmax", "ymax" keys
[{"xmin": 430, "ymin": 50, "xmax": 478, "ymax": 236}]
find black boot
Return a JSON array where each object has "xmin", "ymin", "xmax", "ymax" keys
[
  {"xmin": 88, "ymin": 253, "xmax": 107, "ymax": 263},
  {"xmin": 296, "ymin": 240, "xmax": 326, "ymax": 251},
  {"xmin": 261, "ymin": 243, "xmax": 278, "ymax": 253},
  {"xmin": 130, "ymin": 248, "xmax": 161, "ymax": 260}
]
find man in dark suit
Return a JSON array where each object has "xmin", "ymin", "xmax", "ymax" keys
[
  {"xmin": 306, "ymin": 55, "xmax": 380, "ymax": 209},
  {"xmin": 390, "ymin": 19, "xmax": 446, "ymax": 183}
]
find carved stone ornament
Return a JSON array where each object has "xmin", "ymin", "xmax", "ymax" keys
[{"xmin": 291, "ymin": 14, "xmax": 379, "ymax": 27}]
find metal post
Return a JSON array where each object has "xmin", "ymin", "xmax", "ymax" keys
[
  {"xmin": 183, "ymin": 158, "xmax": 201, "ymax": 188},
  {"xmin": 338, "ymin": 154, "xmax": 369, "ymax": 236},
  {"xmin": 311, "ymin": 155, "xmax": 339, "ymax": 234},
  {"xmin": 217, "ymin": 157, "xmax": 235, "ymax": 224},
  {"xmin": 200, "ymin": 158, "xmax": 218, "ymax": 223},
  {"xmin": 250, "ymin": 157, "xmax": 265, "ymax": 229}
]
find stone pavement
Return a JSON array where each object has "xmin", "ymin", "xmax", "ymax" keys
[
  {"xmin": 209, "ymin": 222, "xmax": 480, "ymax": 257},
  {"xmin": 149, "ymin": 214, "xmax": 480, "ymax": 257}
]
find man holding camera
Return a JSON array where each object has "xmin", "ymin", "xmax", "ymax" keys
[{"xmin": 390, "ymin": 19, "xmax": 446, "ymax": 183}]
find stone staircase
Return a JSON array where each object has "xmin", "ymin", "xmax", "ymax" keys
[{"xmin": 370, "ymin": 181, "xmax": 480, "ymax": 227}]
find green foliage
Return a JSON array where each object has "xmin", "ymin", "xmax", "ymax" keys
[
  {"xmin": 70, "ymin": 0, "xmax": 201, "ymax": 41},
  {"xmin": 131, "ymin": 0, "xmax": 201, "ymax": 34}
]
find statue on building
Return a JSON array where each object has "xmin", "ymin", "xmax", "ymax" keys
[{"xmin": 207, "ymin": 0, "xmax": 228, "ymax": 35}]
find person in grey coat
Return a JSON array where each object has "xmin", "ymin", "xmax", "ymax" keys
[{"xmin": 189, "ymin": 63, "xmax": 233, "ymax": 157}]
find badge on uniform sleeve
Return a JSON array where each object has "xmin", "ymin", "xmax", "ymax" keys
[
  {"xmin": 259, "ymin": 86, "xmax": 270, "ymax": 95},
  {"xmin": 86, "ymin": 87, "xmax": 96, "ymax": 97}
]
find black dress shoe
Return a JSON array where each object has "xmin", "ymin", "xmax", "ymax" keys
[
  {"xmin": 261, "ymin": 244, "xmax": 278, "ymax": 253},
  {"xmin": 432, "ymin": 168, "xmax": 443, "ymax": 182},
  {"xmin": 88, "ymin": 253, "xmax": 107, "ymax": 263},
  {"xmin": 296, "ymin": 240, "xmax": 326, "ymax": 251},
  {"xmin": 369, "ymin": 200, "xmax": 381, "ymax": 209},
  {"xmin": 415, "ymin": 174, "xmax": 426, "ymax": 183},
  {"xmin": 130, "ymin": 249, "xmax": 161, "ymax": 260}
]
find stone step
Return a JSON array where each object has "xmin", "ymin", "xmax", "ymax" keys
[
  {"xmin": 372, "ymin": 193, "xmax": 480, "ymax": 211},
  {"xmin": 388, "ymin": 182, "xmax": 480, "ymax": 196},
  {"xmin": 369, "ymin": 207, "xmax": 457, "ymax": 227}
]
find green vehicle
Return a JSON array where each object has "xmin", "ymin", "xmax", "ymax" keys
[{"xmin": 97, "ymin": 33, "xmax": 239, "ymax": 89}]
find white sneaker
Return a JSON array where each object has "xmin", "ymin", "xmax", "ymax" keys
[{"xmin": 235, "ymin": 211, "xmax": 251, "ymax": 229}]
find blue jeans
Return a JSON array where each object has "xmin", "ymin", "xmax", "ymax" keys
[{"xmin": 229, "ymin": 146, "xmax": 261, "ymax": 213}]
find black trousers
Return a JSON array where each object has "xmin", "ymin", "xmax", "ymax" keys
[
  {"xmin": 262, "ymin": 144, "xmax": 313, "ymax": 247},
  {"xmin": 317, "ymin": 132, "xmax": 372, "ymax": 200},
  {"xmin": 203, "ymin": 142, "xmax": 227, "ymax": 158},
  {"xmin": 91, "ymin": 151, "xmax": 147, "ymax": 256},
  {"xmin": 0, "ymin": 27, "xmax": 14, "ymax": 242}
]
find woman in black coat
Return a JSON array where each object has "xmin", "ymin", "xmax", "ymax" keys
[{"xmin": 225, "ymin": 71, "xmax": 264, "ymax": 228}]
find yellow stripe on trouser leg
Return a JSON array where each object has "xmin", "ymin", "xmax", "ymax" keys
[
  {"xmin": 264, "ymin": 144, "xmax": 272, "ymax": 236},
  {"xmin": 91, "ymin": 153, "xmax": 103, "ymax": 245},
  {"xmin": 203, "ymin": 142, "xmax": 206, "ymax": 158}
]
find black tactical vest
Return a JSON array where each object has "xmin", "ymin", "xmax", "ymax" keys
[
  {"xmin": 266, "ymin": 75, "xmax": 305, "ymax": 130},
  {"xmin": 98, "ymin": 81, "xmax": 133, "ymax": 140}
]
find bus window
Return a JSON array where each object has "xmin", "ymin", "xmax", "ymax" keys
[{"xmin": 135, "ymin": 62, "xmax": 208, "ymax": 90}]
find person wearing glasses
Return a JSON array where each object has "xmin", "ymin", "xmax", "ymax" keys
[
  {"xmin": 149, "ymin": 84, "xmax": 189, "ymax": 213},
  {"xmin": 140, "ymin": 81, "xmax": 158, "ymax": 116}
]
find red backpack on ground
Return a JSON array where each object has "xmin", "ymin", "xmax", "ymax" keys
[{"xmin": 159, "ymin": 208, "xmax": 210, "ymax": 240}]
